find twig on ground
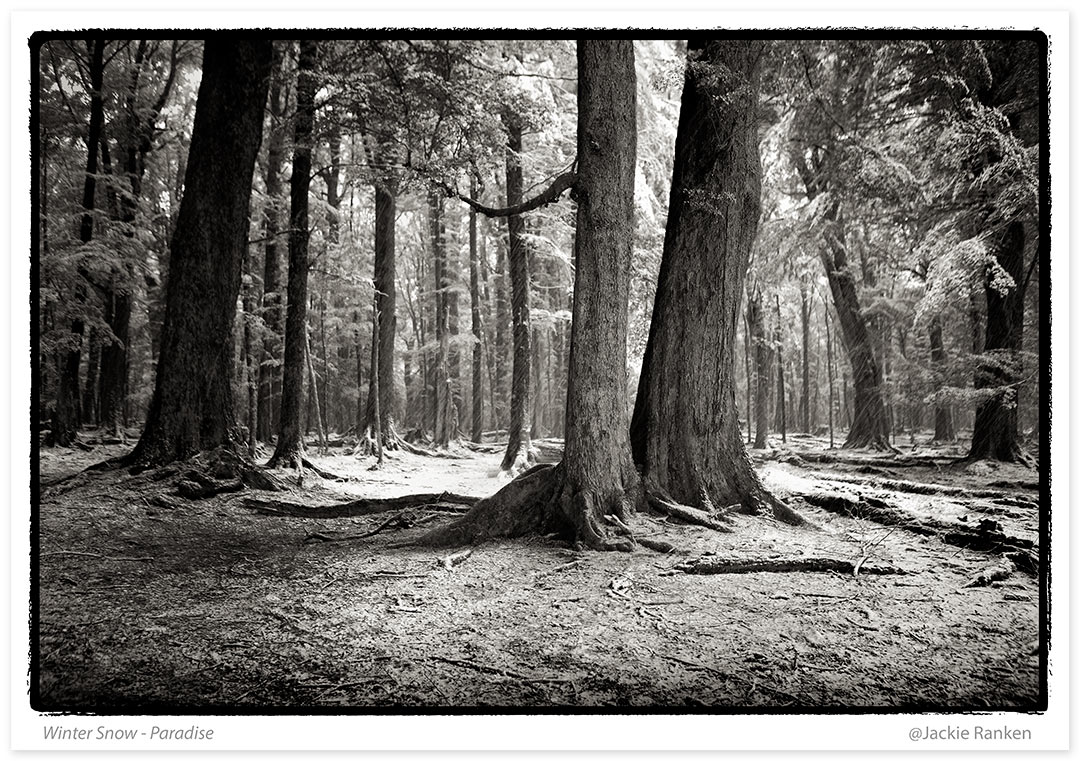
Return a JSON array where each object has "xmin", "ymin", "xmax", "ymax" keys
[
  {"xmin": 41, "ymin": 550, "xmax": 154, "ymax": 562},
  {"xmin": 441, "ymin": 549, "xmax": 473, "ymax": 569}
]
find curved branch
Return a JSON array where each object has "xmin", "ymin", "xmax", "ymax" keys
[{"xmin": 439, "ymin": 170, "xmax": 577, "ymax": 218}]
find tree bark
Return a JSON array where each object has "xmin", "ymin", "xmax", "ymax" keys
[
  {"xmin": 500, "ymin": 112, "xmax": 533, "ymax": 472},
  {"xmin": 800, "ymin": 284, "xmax": 812, "ymax": 433},
  {"xmin": 630, "ymin": 40, "xmax": 797, "ymax": 522},
  {"xmin": 257, "ymin": 43, "xmax": 288, "ymax": 443},
  {"xmin": 268, "ymin": 40, "xmax": 318, "ymax": 469},
  {"xmin": 774, "ymin": 295, "xmax": 787, "ymax": 443},
  {"xmin": 430, "ymin": 189, "xmax": 452, "ymax": 447},
  {"xmin": 128, "ymin": 39, "xmax": 272, "ymax": 466},
  {"xmin": 419, "ymin": 39, "xmax": 643, "ymax": 549}
]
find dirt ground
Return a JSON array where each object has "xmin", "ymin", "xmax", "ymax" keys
[{"xmin": 33, "ymin": 434, "xmax": 1043, "ymax": 711}]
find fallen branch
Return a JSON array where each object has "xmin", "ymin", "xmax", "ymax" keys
[
  {"xmin": 245, "ymin": 491, "xmax": 478, "ymax": 519},
  {"xmin": 673, "ymin": 556, "xmax": 905, "ymax": 576},
  {"xmin": 41, "ymin": 550, "xmax": 154, "ymax": 562}
]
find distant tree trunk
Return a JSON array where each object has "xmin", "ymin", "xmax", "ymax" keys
[
  {"xmin": 819, "ymin": 205, "xmax": 890, "ymax": 449},
  {"xmin": 365, "ymin": 182, "xmax": 398, "ymax": 446},
  {"xmin": 268, "ymin": 39, "xmax": 318, "ymax": 469},
  {"xmin": 52, "ymin": 38, "xmax": 106, "ymax": 447},
  {"xmin": 127, "ymin": 39, "xmax": 272, "ymax": 466},
  {"xmin": 928, "ymin": 316, "xmax": 955, "ymax": 442},
  {"xmin": 258, "ymin": 43, "xmax": 287, "ymax": 443},
  {"xmin": 630, "ymin": 40, "xmax": 797, "ymax": 523},
  {"xmin": 82, "ymin": 328, "xmax": 100, "ymax": 427},
  {"xmin": 494, "ymin": 227, "xmax": 510, "ymax": 429},
  {"xmin": 500, "ymin": 113, "xmax": 532, "ymax": 472},
  {"xmin": 468, "ymin": 178, "xmax": 484, "ymax": 443},
  {"xmin": 429, "ymin": 190, "xmax": 452, "ymax": 447},
  {"xmin": 419, "ymin": 39, "xmax": 643, "ymax": 549},
  {"xmin": 371, "ymin": 300, "xmax": 384, "ymax": 466},
  {"xmin": 800, "ymin": 284, "xmax": 812, "ymax": 433},
  {"xmin": 747, "ymin": 290, "xmax": 771, "ymax": 449},
  {"xmin": 775, "ymin": 295, "xmax": 787, "ymax": 444},
  {"xmin": 742, "ymin": 312, "xmax": 752, "ymax": 444},
  {"xmin": 970, "ymin": 222, "xmax": 1027, "ymax": 461},
  {"xmin": 825, "ymin": 298, "xmax": 835, "ymax": 449},
  {"xmin": 305, "ymin": 325, "xmax": 327, "ymax": 452}
]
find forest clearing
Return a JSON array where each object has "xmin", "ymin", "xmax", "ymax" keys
[
  {"xmin": 37, "ymin": 433, "xmax": 1040, "ymax": 710},
  {"xmin": 30, "ymin": 33, "xmax": 1050, "ymax": 721}
]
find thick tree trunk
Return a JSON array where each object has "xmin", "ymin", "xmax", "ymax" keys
[
  {"xmin": 970, "ymin": 222, "xmax": 1027, "ymax": 461},
  {"xmin": 128, "ymin": 40, "xmax": 272, "ymax": 466},
  {"xmin": 268, "ymin": 40, "xmax": 318, "ymax": 469},
  {"xmin": 419, "ymin": 39, "xmax": 642, "ymax": 549},
  {"xmin": 500, "ymin": 113, "xmax": 532, "ymax": 472},
  {"xmin": 630, "ymin": 40, "xmax": 797, "ymax": 523},
  {"xmin": 928, "ymin": 317, "xmax": 955, "ymax": 442},
  {"xmin": 468, "ymin": 179, "xmax": 484, "ymax": 443}
]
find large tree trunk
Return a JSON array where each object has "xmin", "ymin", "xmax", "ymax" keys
[
  {"xmin": 128, "ymin": 40, "xmax": 272, "ymax": 466},
  {"xmin": 928, "ymin": 316, "xmax": 955, "ymax": 442},
  {"xmin": 630, "ymin": 40, "xmax": 797, "ymax": 523},
  {"xmin": 268, "ymin": 40, "xmax": 318, "ymax": 468},
  {"xmin": 500, "ymin": 113, "xmax": 532, "ymax": 472},
  {"xmin": 970, "ymin": 222, "xmax": 1027, "ymax": 461},
  {"xmin": 419, "ymin": 39, "xmax": 642, "ymax": 549},
  {"xmin": 257, "ymin": 43, "xmax": 288, "ymax": 443},
  {"xmin": 366, "ymin": 182, "xmax": 398, "ymax": 445}
]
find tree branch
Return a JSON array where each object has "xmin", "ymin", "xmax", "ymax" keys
[{"xmin": 437, "ymin": 170, "xmax": 577, "ymax": 218}]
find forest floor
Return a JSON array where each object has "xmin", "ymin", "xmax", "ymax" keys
[{"xmin": 34, "ymin": 433, "xmax": 1043, "ymax": 711}]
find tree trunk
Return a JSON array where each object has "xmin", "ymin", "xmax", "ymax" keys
[
  {"xmin": 128, "ymin": 40, "xmax": 272, "ymax": 466},
  {"xmin": 746, "ymin": 290, "xmax": 771, "ymax": 450},
  {"xmin": 419, "ymin": 39, "xmax": 642, "ymax": 550},
  {"xmin": 52, "ymin": 38, "xmax": 106, "ymax": 446},
  {"xmin": 365, "ymin": 183, "xmax": 398, "ymax": 445},
  {"xmin": 500, "ymin": 112, "xmax": 532, "ymax": 472},
  {"xmin": 800, "ymin": 284, "xmax": 812, "ymax": 433},
  {"xmin": 82, "ymin": 328, "xmax": 100, "ymax": 427},
  {"xmin": 268, "ymin": 40, "xmax": 318, "ymax": 469},
  {"xmin": 825, "ymin": 296, "xmax": 835, "ymax": 448},
  {"xmin": 819, "ymin": 205, "xmax": 890, "ymax": 449},
  {"xmin": 774, "ymin": 295, "xmax": 786, "ymax": 444},
  {"xmin": 257, "ymin": 43, "xmax": 287, "ymax": 443},
  {"xmin": 928, "ymin": 316, "xmax": 955, "ymax": 442},
  {"xmin": 468, "ymin": 178, "xmax": 484, "ymax": 443},
  {"xmin": 970, "ymin": 221, "xmax": 1027, "ymax": 461},
  {"xmin": 630, "ymin": 40, "xmax": 796, "ymax": 522},
  {"xmin": 429, "ymin": 189, "xmax": 452, "ymax": 447},
  {"xmin": 493, "ymin": 225, "xmax": 510, "ymax": 429},
  {"xmin": 305, "ymin": 325, "xmax": 327, "ymax": 452}
]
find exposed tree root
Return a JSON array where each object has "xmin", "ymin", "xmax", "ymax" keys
[
  {"xmin": 817, "ymin": 471, "xmax": 1040, "ymax": 504},
  {"xmin": 244, "ymin": 491, "xmax": 478, "ymax": 519},
  {"xmin": 647, "ymin": 494, "xmax": 732, "ymax": 533},
  {"xmin": 300, "ymin": 457, "xmax": 348, "ymax": 481},
  {"xmin": 673, "ymin": 556, "xmax": 906, "ymax": 576}
]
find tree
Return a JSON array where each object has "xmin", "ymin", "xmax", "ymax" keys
[
  {"xmin": 126, "ymin": 39, "xmax": 272, "ymax": 466},
  {"xmin": 630, "ymin": 39, "xmax": 802, "ymax": 523},
  {"xmin": 419, "ymin": 39, "xmax": 643, "ymax": 549},
  {"xmin": 268, "ymin": 39, "xmax": 319, "ymax": 468},
  {"xmin": 499, "ymin": 110, "xmax": 532, "ymax": 472}
]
